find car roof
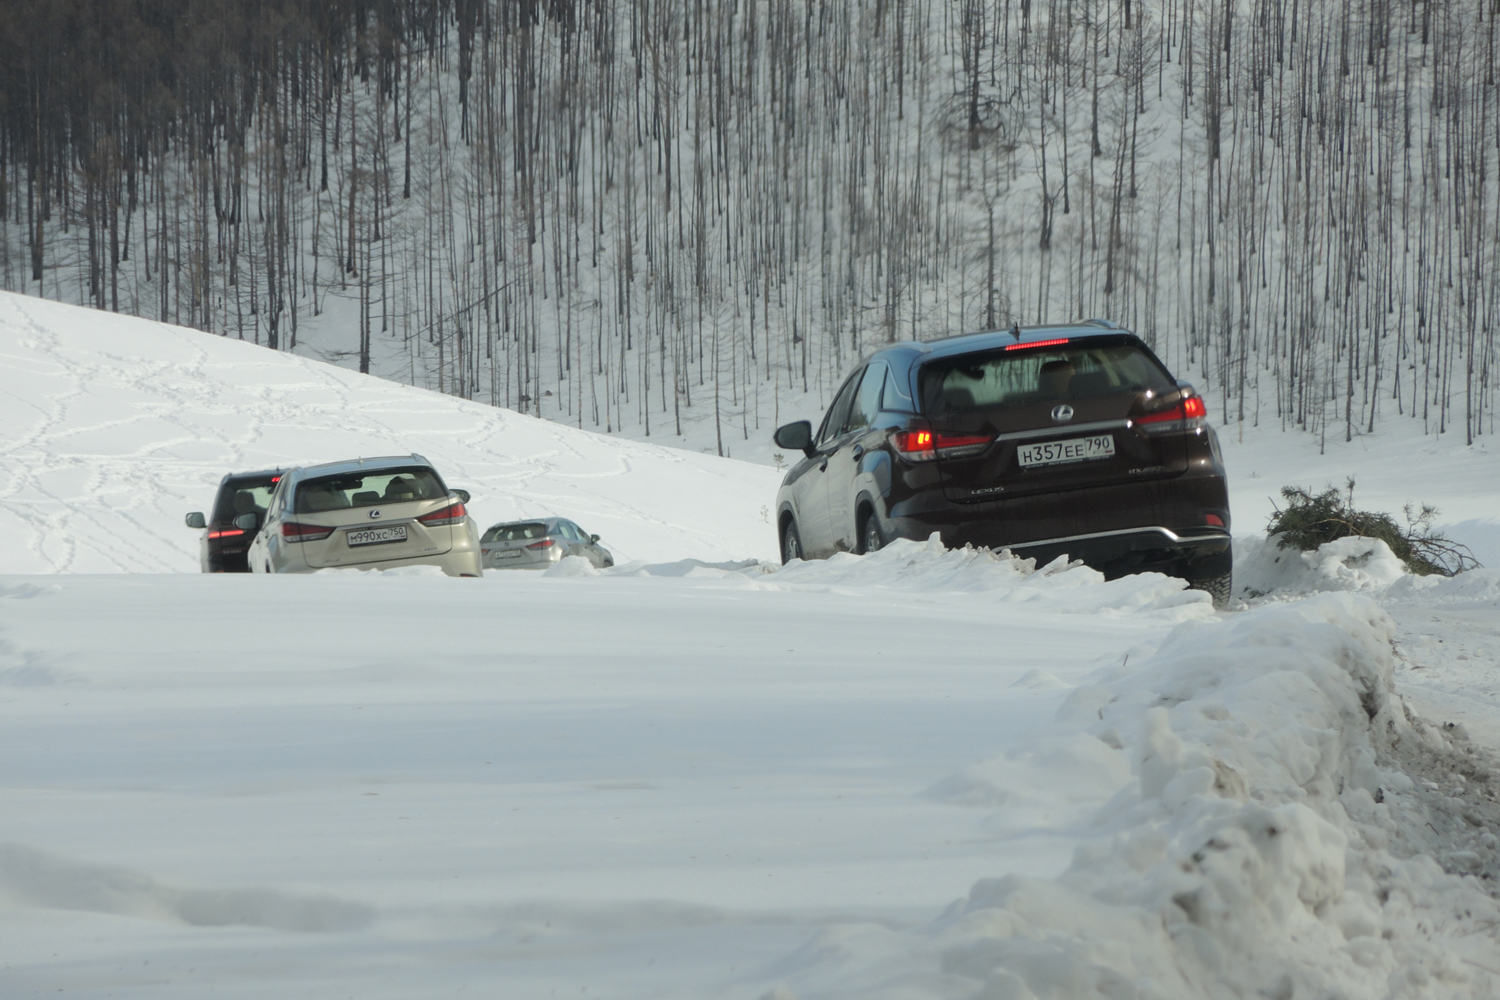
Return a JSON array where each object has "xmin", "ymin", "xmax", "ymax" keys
[
  {"xmin": 873, "ymin": 320, "xmax": 1136, "ymax": 364},
  {"xmin": 221, "ymin": 468, "xmax": 284, "ymax": 483},
  {"xmin": 290, "ymin": 454, "xmax": 434, "ymax": 479},
  {"xmin": 486, "ymin": 517, "xmax": 565, "ymax": 530}
]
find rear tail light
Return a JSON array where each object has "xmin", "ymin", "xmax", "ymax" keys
[
  {"xmin": 526, "ymin": 538, "xmax": 556, "ymax": 550},
  {"xmin": 892, "ymin": 428, "xmax": 936, "ymax": 461},
  {"xmin": 1205, "ymin": 513, "xmax": 1225, "ymax": 527},
  {"xmin": 207, "ymin": 528, "xmax": 245, "ymax": 539},
  {"xmin": 1135, "ymin": 394, "xmax": 1208, "ymax": 433},
  {"xmin": 933, "ymin": 432, "xmax": 992, "ymax": 458},
  {"xmin": 281, "ymin": 521, "xmax": 335, "ymax": 542},
  {"xmin": 891, "ymin": 428, "xmax": 994, "ymax": 461},
  {"xmin": 417, "ymin": 501, "xmax": 467, "ymax": 527}
]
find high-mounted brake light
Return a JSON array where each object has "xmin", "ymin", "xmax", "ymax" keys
[
  {"xmin": 207, "ymin": 528, "xmax": 245, "ymax": 539},
  {"xmin": 1004, "ymin": 338, "xmax": 1071, "ymax": 352},
  {"xmin": 417, "ymin": 501, "xmax": 467, "ymax": 527},
  {"xmin": 281, "ymin": 521, "xmax": 335, "ymax": 542},
  {"xmin": 526, "ymin": 538, "xmax": 556, "ymax": 550}
]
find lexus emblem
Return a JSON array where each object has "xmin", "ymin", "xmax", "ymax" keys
[
  {"xmin": 1050, "ymin": 404, "xmax": 1075, "ymax": 423},
  {"xmin": 368, "ymin": 509, "xmax": 382, "ymax": 519}
]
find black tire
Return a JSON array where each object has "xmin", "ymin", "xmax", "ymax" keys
[
  {"xmin": 781, "ymin": 519, "xmax": 803, "ymax": 564},
  {"xmin": 858, "ymin": 510, "xmax": 884, "ymax": 555},
  {"xmin": 1193, "ymin": 572, "xmax": 1232, "ymax": 609}
]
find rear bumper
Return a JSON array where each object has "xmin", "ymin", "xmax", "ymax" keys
[
  {"xmin": 885, "ymin": 476, "xmax": 1231, "ymax": 580},
  {"xmin": 1004, "ymin": 525, "xmax": 1231, "ymax": 579}
]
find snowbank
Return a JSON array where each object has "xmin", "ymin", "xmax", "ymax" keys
[
  {"xmin": 614, "ymin": 536, "xmax": 1217, "ymax": 619},
  {"xmin": 774, "ymin": 594, "xmax": 1500, "ymax": 999},
  {"xmin": 0, "ymin": 293, "xmax": 782, "ymax": 572},
  {"xmin": 1235, "ymin": 534, "xmax": 1411, "ymax": 598}
]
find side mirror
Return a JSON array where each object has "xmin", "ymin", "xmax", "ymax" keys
[
  {"xmin": 590, "ymin": 534, "xmax": 600, "ymax": 543},
  {"xmin": 773, "ymin": 420, "xmax": 816, "ymax": 458},
  {"xmin": 233, "ymin": 512, "xmax": 259, "ymax": 532},
  {"xmin": 185, "ymin": 512, "xmax": 206, "ymax": 529},
  {"xmin": 453, "ymin": 489, "xmax": 471, "ymax": 504}
]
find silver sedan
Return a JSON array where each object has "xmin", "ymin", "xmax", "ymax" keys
[{"xmin": 480, "ymin": 517, "xmax": 614, "ymax": 570}]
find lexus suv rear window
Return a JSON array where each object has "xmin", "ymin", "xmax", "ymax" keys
[
  {"xmin": 294, "ymin": 467, "xmax": 447, "ymax": 513},
  {"xmin": 210, "ymin": 475, "xmax": 280, "ymax": 523},
  {"xmin": 481, "ymin": 522, "xmax": 549, "ymax": 542},
  {"xmin": 920, "ymin": 342, "xmax": 1176, "ymax": 415}
]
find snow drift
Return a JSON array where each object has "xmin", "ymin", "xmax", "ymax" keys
[
  {"xmin": 0, "ymin": 293, "xmax": 782, "ymax": 572},
  {"xmin": 773, "ymin": 594, "xmax": 1500, "ymax": 999}
]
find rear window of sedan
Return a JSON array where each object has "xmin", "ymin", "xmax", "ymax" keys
[
  {"xmin": 481, "ymin": 522, "xmax": 550, "ymax": 542},
  {"xmin": 920, "ymin": 341, "xmax": 1174, "ymax": 416},
  {"xmin": 295, "ymin": 467, "xmax": 447, "ymax": 513}
]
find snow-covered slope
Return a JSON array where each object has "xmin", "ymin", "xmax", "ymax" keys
[{"xmin": 0, "ymin": 293, "xmax": 783, "ymax": 572}]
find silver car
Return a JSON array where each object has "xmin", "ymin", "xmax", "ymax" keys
[
  {"xmin": 480, "ymin": 517, "xmax": 614, "ymax": 570},
  {"xmin": 243, "ymin": 455, "xmax": 482, "ymax": 577}
]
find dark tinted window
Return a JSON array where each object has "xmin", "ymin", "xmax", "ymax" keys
[
  {"xmin": 211, "ymin": 475, "xmax": 281, "ymax": 524},
  {"xmin": 919, "ymin": 341, "xmax": 1175, "ymax": 416},
  {"xmin": 843, "ymin": 362, "xmax": 887, "ymax": 433},
  {"xmin": 482, "ymin": 522, "xmax": 550, "ymax": 542},
  {"xmin": 295, "ymin": 466, "xmax": 446, "ymax": 513},
  {"xmin": 817, "ymin": 370, "xmax": 864, "ymax": 445},
  {"xmin": 881, "ymin": 365, "xmax": 916, "ymax": 413}
]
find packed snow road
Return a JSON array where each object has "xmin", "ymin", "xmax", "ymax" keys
[
  {"xmin": 1, "ymin": 548, "xmax": 1203, "ymax": 998},
  {"xmin": 6, "ymin": 544, "xmax": 1500, "ymax": 999}
]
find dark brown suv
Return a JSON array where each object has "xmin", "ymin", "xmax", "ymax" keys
[{"xmin": 772, "ymin": 322, "xmax": 1232, "ymax": 603}]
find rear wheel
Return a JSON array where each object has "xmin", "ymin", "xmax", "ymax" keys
[
  {"xmin": 858, "ymin": 510, "xmax": 884, "ymax": 555},
  {"xmin": 1193, "ymin": 572, "xmax": 1232, "ymax": 609},
  {"xmin": 781, "ymin": 519, "xmax": 803, "ymax": 564}
]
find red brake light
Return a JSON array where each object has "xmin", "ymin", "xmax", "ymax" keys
[
  {"xmin": 526, "ymin": 538, "xmax": 556, "ymax": 550},
  {"xmin": 417, "ymin": 501, "xmax": 467, "ymax": 527},
  {"xmin": 207, "ymin": 528, "xmax": 245, "ymax": 539},
  {"xmin": 892, "ymin": 428, "xmax": 936, "ymax": 461},
  {"xmin": 281, "ymin": 521, "xmax": 335, "ymax": 542},
  {"xmin": 1205, "ymin": 513, "xmax": 1225, "ymax": 527},
  {"xmin": 1136, "ymin": 394, "xmax": 1207, "ymax": 432},
  {"xmin": 1135, "ymin": 402, "xmax": 1186, "ymax": 425},
  {"xmin": 1004, "ymin": 338, "xmax": 1071, "ymax": 352},
  {"xmin": 934, "ymin": 432, "xmax": 992, "ymax": 451}
]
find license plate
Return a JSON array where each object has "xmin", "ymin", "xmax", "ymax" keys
[
  {"xmin": 495, "ymin": 549, "xmax": 523, "ymax": 559},
  {"xmin": 346, "ymin": 525, "xmax": 408, "ymax": 547},
  {"xmin": 1017, "ymin": 434, "xmax": 1116, "ymax": 467}
]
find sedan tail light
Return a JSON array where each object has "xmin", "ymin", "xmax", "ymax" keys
[
  {"xmin": 525, "ymin": 538, "xmax": 556, "ymax": 550},
  {"xmin": 281, "ymin": 521, "xmax": 335, "ymax": 542},
  {"xmin": 1135, "ymin": 394, "xmax": 1207, "ymax": 434},
  {"xmin": 417, "ymin": 501, "xmax": 467, "ymax": 527}
]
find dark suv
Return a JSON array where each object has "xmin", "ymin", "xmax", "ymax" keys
[
  {"xmin": 772, "ymin": 322, "xmax": 1232, "ymax": 603},
  {"xmin": 184, "ymin": 469, "xmax": 284, "ymax": 572}
]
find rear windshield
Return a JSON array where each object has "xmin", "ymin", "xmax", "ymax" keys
[
  {"xmin": 294, "ymin": 466, "xmax": 447, "ymax": 513},
  {"xmin": 212, "ymin": 475, "xmax": 281, "ymax": 524},
  {"xmin": 920, "ymin": 341, "xmax": 1175, "ymax": 416},
  {"xmin": 481, "ymin": 522, "xmax": 550, "ymax": 543}
]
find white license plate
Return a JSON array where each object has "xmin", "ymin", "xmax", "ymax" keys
[
  {"xmin": 494, "ymin": 549, "xmax": 523, "ymax": 559},
  {"xmin": 1017, "ymin": 434, "xmax": 1116, "ymax": 467},
  {"xmin": 346, "ymin": 525, "xmax": 408, "ymax": 547}
]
